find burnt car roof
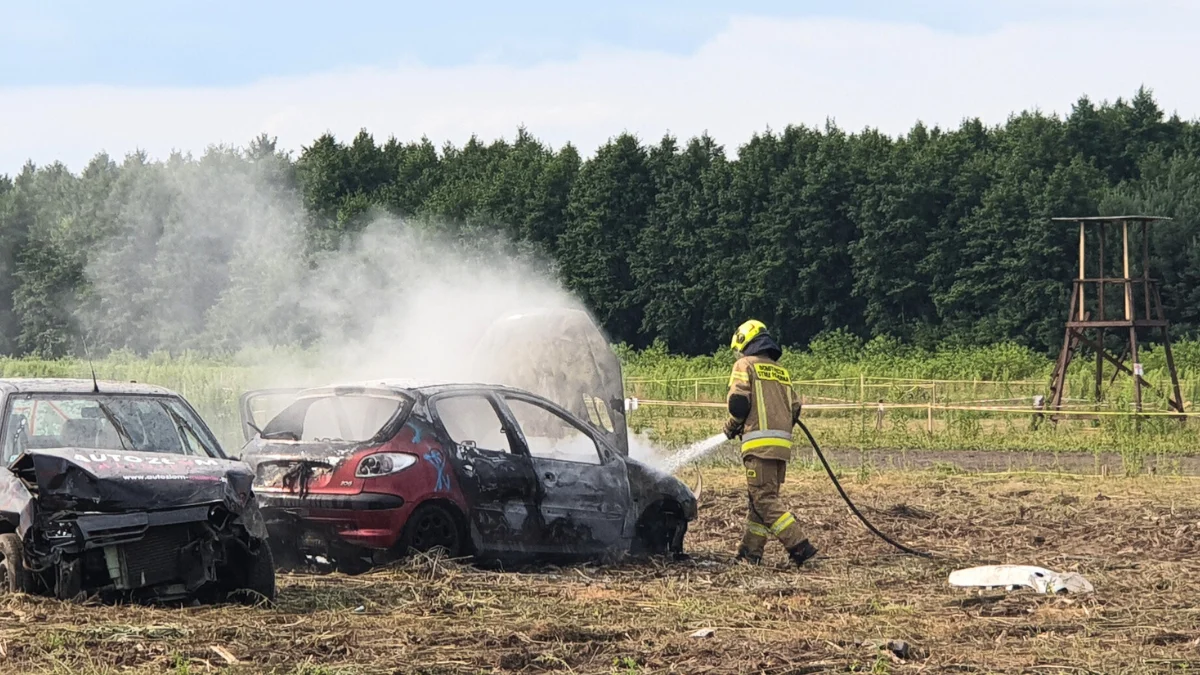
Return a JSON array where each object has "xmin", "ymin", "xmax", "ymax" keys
[
  {"xmin": 288, "ymin": 380, "xmax": 548, "ymax": 399},
  {"xmin": 0, "ymin": 378, "xmax": 181, "ymax": 397}
]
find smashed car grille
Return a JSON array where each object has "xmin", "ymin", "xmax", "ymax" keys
[{"xmin": 121, "ymin": 526, "xmax": 191, "ymax": 588}]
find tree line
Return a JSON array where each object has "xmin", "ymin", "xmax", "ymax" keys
[{"xmin": 2, "ymin": 87, "xmax": 1199, "ymax": 359}]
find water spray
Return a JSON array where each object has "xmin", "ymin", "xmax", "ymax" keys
[{"xmin": 655, "ymin": 433, "xmax": 729, "ymax": 475}]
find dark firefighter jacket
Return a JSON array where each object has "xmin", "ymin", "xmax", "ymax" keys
[{"xmin": 726, "ymin": 333, "xmax": 800, "ymax": 461}]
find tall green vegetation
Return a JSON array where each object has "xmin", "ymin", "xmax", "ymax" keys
[
  {"xmin": 1, "ymin": 88, "xmax": 1199, "ymax": 360},
  {"xmin": 9, "ymin": 337, "xmax": 1200, "ymax": 457}
]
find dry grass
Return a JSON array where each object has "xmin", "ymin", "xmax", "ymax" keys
[{"xmin": 3, "ymin": 465, "xmax": 1200, "ymax": 674}]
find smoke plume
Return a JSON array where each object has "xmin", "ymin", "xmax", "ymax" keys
[{"xmin": 79, "ymin": 146, "xmax": 583, "ymax": 391}]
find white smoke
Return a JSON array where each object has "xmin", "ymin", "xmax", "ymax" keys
[
  {"xmin": 250, "ymin": 216, "xmax": 584, "ymax": 390},
  {"xmin": 78, "ymin": 147, "xmax": 582, "ymax": 393}
]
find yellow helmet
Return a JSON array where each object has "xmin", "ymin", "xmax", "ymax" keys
[{"xmin": 730, "ymin": 319, "xmax": 767, "ymax": 352}]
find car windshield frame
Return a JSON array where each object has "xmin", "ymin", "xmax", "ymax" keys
[
  {"xmin": 258, "ymin": 390, "xmax": 415, "ymax": 445},
  {"xmin": 1, "ymin": 392, "xmax": 229, "ymax": 463}
]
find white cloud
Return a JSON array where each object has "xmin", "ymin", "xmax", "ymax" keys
[{"xmin": 2, "ymin": 9, "xmax": 1199, "ymax": 173}]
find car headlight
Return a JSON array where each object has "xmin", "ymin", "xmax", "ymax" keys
[{"xmin": 355, "ymin": 452, "xmax": 418, "ymax": 478}]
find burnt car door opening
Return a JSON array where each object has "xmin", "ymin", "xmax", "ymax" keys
[
  {"xmin": 429, "ymin": 392, "xmax": 541, "ymax": 555},
  {"xmin": 498, "ymin": 394, "xmax": 632, "ymax": 555}
]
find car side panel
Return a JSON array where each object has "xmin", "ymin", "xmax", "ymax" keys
[{"xmin": 528, "ymin": 454, "xmax": 632, "ymax": 555}]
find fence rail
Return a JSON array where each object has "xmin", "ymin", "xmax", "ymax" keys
[
  {"xmin": 623, "ymin": 373, "xmax": 1196, "ymax": 413},
  {"xmin": 632, "ymin": 398, "xmax": 1200, "ymax": 418}
]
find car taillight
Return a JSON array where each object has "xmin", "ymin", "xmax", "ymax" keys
[{"xmin": 355, "ymin": 452, "xmax": 418, "ymax": 478}]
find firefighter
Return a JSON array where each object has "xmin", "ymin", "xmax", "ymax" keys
[{"xmin": 723, "ymin": 319, "xmax": 818, "ymax": 566}]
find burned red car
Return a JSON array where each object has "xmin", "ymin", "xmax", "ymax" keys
[
  {"xmin": 237, "ymin": 381, "xmax": 696, "ymax": 571},
  {"xmin": 0, "ymin": 379, "xmax": 274, "ymax": 603}
]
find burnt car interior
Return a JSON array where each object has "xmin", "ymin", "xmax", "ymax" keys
[
  {"xmin": 4, "ymin": 395, "xmax": 221, "ymax": 465},
  {"xmin": 242, "ymin": 389, "xmax": 415, "ymax": 495},
  {"xmin": 258, "ymin": 392, "xmax": 410, "ymax": 443}
]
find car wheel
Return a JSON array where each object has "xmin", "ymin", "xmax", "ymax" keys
[
  {"xmin": 631, "ymin": 503, "xmax": 685, "ymax": 557},
  {"xmin": 0, "ymin": 533, "xmax": 29, "ymax": 593},
  {"xmin": 400, "ymin": 504, "xmax": 463, "ymax": 558},
  {"xmin": 228, "ymin": 544, "xmax": 276, "ymax": 605}
]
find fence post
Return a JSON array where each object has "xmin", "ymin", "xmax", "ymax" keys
[
  {"xmin": 927, "ymin": 383, "xmax": 935, "ymax": 435},
  {"xmin": 859, "ymin": 373, "xmax": 866, "ymax": 435}
]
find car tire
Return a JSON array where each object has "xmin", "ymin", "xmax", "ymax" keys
[
  {"xmin": 631, "ymin": 503, "xmax": 686, "ymax": 558},
  {"xmin": 399, "ymin": 503, "xmax": 464, "ymax": 558},
  {"xmin": 228, "ymin": 544, "xmax": 276, "ymax": 605},
  {"xmin": 0, "ymin": 533, "xmax": 29, "ymax": 594}
]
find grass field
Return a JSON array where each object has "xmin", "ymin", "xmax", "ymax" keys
[
  {"xmin": 6, "ymin": 338, "xmax": 1200, "ymax": 462},
  {"xmin": 3, "ymin": 464, "xmax": 1198, "ymax": 674}
]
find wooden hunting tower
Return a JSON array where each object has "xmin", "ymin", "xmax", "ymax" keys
[{"xmin": 1043, "ymin": 215, "xmax": 1184, "ymax": 421}]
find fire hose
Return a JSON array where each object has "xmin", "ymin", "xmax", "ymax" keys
[{"xmin": 795, "ymin": 419, "xmax": 934, "ymax": 559}]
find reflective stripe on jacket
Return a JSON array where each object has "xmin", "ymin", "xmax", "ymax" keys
[{"xmin": 726, "ymin": 355, "xmax": 798, "ymax": 461}]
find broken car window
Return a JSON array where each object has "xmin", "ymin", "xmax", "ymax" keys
[
  {"xmin": 244, "ymin": 391, "xmax": 300, "ymax": 433},
  {"xmin": 1, "ymin": 394, "xmax": 221, "ymax": 461},
  {"xmin": 261, "ymin": 393, "xmax": 407, "ymax": 443},
  {"xmin": 581, "ymin": 394, "xmax": 615, "ymax": 432},
  {"xmin": 434, "ymin": 395, "xmax": 512, "ymax": 454},
  {"xmin": 503, "ymin": 397, "xmax": 602, "ymax": 465}
]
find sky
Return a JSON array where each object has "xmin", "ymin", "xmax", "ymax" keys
[{"xmin": 2, "ymin": 0, "xmax": 1198, "ymax": 173}]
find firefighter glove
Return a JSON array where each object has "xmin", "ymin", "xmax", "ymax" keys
[{"xmin": 724, "ymin": 418, "xmax": 745, "ymax": 439}]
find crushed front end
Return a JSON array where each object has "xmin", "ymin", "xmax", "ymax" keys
[{"xmin": 12, "ymin": 449, "xmax": 273, "ymax": 604}]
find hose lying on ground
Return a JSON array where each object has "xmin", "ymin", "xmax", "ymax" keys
[{"xmin": 796, "ymin": 420, "xmax": 934, "ymax": 559}]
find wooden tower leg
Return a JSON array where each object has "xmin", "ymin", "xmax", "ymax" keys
[
  {"xmin": 1154, "ymin": 285, "xmax": 1186, "ymax": 419},
  {"xmin": 1046, "ymin": 283, "xmax": 1081, "ymax": 425},
  {"xmin": 1128, "ymin": 325, "xmax": 1142, "ymax": 414}
]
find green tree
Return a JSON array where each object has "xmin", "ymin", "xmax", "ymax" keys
[
  {"xmin": 378, "ymin": 137, "xmax": 442, "ymax": 216},
  {"xmin": 0, "ymin": 170, "xmax": 32, "ymax": 353},
  {"xmin": 559, "ymin": 133, "xmax": 655, "ymax": 346},
  {"xmin": 520, "ymin": 143, "xmax": 580, "ymax": 257},
  {"xmin": 10, "ymin": 161, "xmax": 86, "ymax": 357},
  {"xmin": 634, "ymin": 134, "xmax": 731, "ymax": 354},
  {"xmin": 1102, "ymin": 152, "xmax": 1200, "ymax": 334}
]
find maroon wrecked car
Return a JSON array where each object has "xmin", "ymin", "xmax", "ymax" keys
[
  {"xmin": 237, "ymin": 381, "xmax": 696, "ymax": 572},
  {"xmin": 0, "ymin": 379, "xmax": 275, "ymax": 603}
]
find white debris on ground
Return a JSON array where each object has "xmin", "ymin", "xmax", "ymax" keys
[{"xmin": 949, "ymin": 565, "xmax": 1095, "ymax": 594}]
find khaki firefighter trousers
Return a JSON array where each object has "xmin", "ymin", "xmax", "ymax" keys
[{"xmin": 740, "ymin": 455, "xmax": 806, "ymax": 556}]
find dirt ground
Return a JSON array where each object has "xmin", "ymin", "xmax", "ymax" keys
[
  {"xmin": 3, "ymin": 461, "xmax": 1200, "ymax": 674},
  {"xmin": 817, "ymin": 447, "xmax": 1200, "ymax": 475}
]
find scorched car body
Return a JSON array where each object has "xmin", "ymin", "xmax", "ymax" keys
[
  {"xmin": 0, "ymin": 379, "xmax": 275, "ymax": 603},
  {"xmin": 237, "ymin": 381, "xmax": 696, "ymax": 572}
]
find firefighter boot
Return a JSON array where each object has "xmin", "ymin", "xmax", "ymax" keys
[
  {"xmin": 735, "ymin": 545, "xmax": 762, "ymax": 565},
  {"xmin": 787, "ymin": 539, "xmax": 818, "ymax": 567}
]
